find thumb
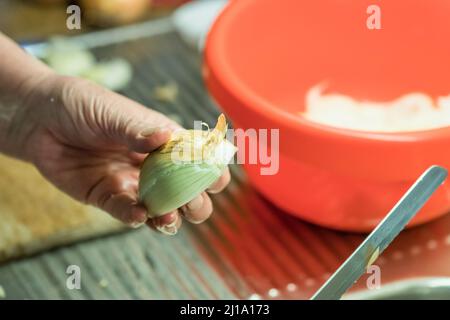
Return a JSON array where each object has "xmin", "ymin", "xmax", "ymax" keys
[
  {"xmin": 58, "ymin": 77, "xmax": 182, "ymax": 153},
  {"xmin": 89, "ymin": 85, "xmax": 181, "ymax": 153},
  {"xmin": 122, "ymin": 125, "xmax": 174, "ymax": 154}
]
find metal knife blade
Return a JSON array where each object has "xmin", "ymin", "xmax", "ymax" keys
[{"xmin": 311, "ymin": 165, "xmax": 448, "ymax": 300}]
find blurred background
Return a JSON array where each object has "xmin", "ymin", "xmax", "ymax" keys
[
  {"xmin": 0, "ymin": 0, "xmax": 449, "ymax": 300},
  {"xmin": 0, "ymin": 0, "xmax": 185, "ymax": 39}
]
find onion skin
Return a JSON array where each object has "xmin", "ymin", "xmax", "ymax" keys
[{"xmin": 138, "ymin": 114, "xmax": 237, "ymax": 218}]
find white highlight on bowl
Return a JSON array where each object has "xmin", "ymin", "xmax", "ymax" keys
[
  {"xmin": 286, "ymin": 283, "xmax": 297, "ymax": 292},
  {"xmin": 267, "ymin": 288, "xmax": 280, "ymax": 298},
  {"xmin": 409, "ymin": 245, "xmax": 422, "ymax": 256},
  {"xmin": 426, "ymin": 239, "xmax": 438, "ymax": 250},
  {"xmin": 445, "ymin": 234, "xmax": 450, "ymax": 246},
  {"xmin": 391, "ymin": 251, "xmax": 404, "ymax": 261},
  {"xmin": 304, "ymin": 278, "xmax": 316, "ymax": 287}
]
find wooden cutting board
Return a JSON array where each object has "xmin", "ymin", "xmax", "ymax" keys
[{"xmin": 0, "ymin": 154, "xmax": 124, "ymax": 262}]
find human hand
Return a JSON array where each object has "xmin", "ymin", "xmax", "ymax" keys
[{"xmin": 12, "ymin": 74, "xmax": 230, "ymax": 234}]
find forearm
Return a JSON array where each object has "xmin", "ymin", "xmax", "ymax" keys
[{"xmin": 0, "ymin": 32, "xmax": 55, "ymax": 159}]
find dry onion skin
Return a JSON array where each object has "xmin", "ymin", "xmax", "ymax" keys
[
  {"xmin": 139, "ymin": 114, "xmax": 237, "ymax": 218},
  {"xmin": 366, "ymin": 247, "xmax": 380, "ymax": 269}
]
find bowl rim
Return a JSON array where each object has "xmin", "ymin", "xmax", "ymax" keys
[{"xmin": 204, "ymin": 0, "xmax": 450, "ymax": 143}]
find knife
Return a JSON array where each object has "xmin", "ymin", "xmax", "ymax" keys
[{"xmin": 311, "ymin": 165, "xmax": 448, "ymax": 300}]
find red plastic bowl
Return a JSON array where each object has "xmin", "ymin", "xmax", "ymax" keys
[{"xmin": 204, "ymin": 0, "xmax": 450, "ymax": 232}]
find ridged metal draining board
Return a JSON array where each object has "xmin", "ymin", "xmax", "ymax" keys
[{"xmin": 1, "ymin": 20, "xmax": 450, "ymax": 299}]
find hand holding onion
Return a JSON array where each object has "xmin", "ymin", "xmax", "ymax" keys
[
  {"xmin": 4, "ymin": 72, "xmax": 232, "ymax": 235},
  {"xmin": 0, "ymin": 31, "xmax": 234, "ymax": 235}
]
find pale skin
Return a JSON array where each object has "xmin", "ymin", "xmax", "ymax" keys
[{"xmin": 0, "ymin": 32, "xmax": 230, "ymax": 235}]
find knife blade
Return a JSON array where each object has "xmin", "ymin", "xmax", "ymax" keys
[{"xmin": 311, "ymin": 165, "xmax": 448, "ymax": 300}]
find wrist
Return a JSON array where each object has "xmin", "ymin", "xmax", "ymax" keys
[{"xmin": 0, "ymin": 70, "xmax": 59, "ymax": 161}]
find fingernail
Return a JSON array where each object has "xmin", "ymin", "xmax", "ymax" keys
[
  {"xmin": 186, "ymin": 195, "xmax": 203, "ymax": 211},
  {"xmin": 140, "ymin": 127, "xmax": 172, "ymax": 137},
  {"xmin": 140, "ymin": 127, "xmax": 161, "ymax": 137},
  {"xmin": 156, "ymin": 216, "xmax": 178, "ymax": 236},
  {"xmin": 129, "ymin": 206, "xmax": 148, "ymax": 229},
  {"xmin": 130, "ymin": 221, "xmax": 145, "ymax": 229}
]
